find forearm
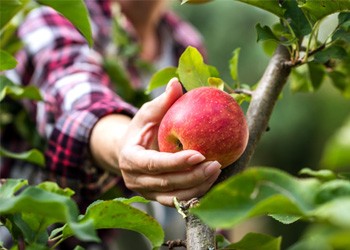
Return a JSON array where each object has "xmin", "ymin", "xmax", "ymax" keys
[{"xmin": 89, "ymin": 114, "xmax": 132, "ymax": 175}]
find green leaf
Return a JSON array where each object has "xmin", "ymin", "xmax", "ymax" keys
[
  {"xmin": 11, "ymin": 213, "xmax": 49, "ymax": 245},
  {"xmin": 256, "ymin": 24, "xmax": 279, "ymax": 43},
  {"xmin": 315, "ymin": 180, "xmax": 350, "ymax": 205},
  {"xmin": 0, "ymin": 0, "xmax": 24, "ymax": 30},
  {"xmin": 62, "ymin": 198, "xmax": 164, "ymax": 249},
  {"xmin": 1, "ymin": 184, "xmax": 97, "ymax": 244},
  {"xmin": 332, "ymin": 13, "xmax": 350, "ymax": 42},
  {"xmin": 68, "ymin": 219, "xmax": 100, "ymax": 242},
  {"xmin": 229, "ymin": 47, "xmax": 241, "ymax": 82},
  {"xmin": 0, "ymin": 186, "xmax": 79, "ymax": 222},
  {"xmin": 321, "ymin": 116, "xmax": 350, "ymax": 169},
  {"xmin": 308, "ymin": 61, "xmax": 325, "ymax": 90},
  {"xmin": 114, "ymin": 195, "xmax": 150, "ymax": 205},
  {"xmin": 290, "ymin": 62, "xmax": 325, "ymax": 92},
  {"xmin": 216, "ymin": 234, "xmax": 231, "ymax": 249},
  {"xmin": 37, "ymin": 0, "xmax": 93, "ymax": 47},
  {"xmin": 230, "ymin": 92, "xmax": 251, "ymax": 105},
  {"xmin": 288, "ymin": 224, "xmax": 350, "ymax": 250},
  {"xmin": 103, "ymin": 59, "xmax": 133, "ymax": 101},
  {"xmin": 177, "ymin": 46, "xmax": 210, "ymax": 91},
  {"xmin": 36, "ymin": 182, "xmax": 75, "ymax": 197},
  {"xmin": 225, "ymin": 232, "xmax": 282, "ymax": 250},
  {"xmin": 208, "ymin": 65, "xmax": 220, "ymax": 78},
  {"xmin": 313, "ymin": 198, "xmax": 350, "ymax": 229},
  {"xmin": 338, "ymin": 12, "xmax": 350, "ymax": 28},
  {"xmin": 269, "ymin": 214, "xmax": 301, "ymax": 224},
  {"xmin": 282, "ymin": 0, "xmax": 312, "ymax": 37},
  {"xmin": 299, "ymin": 168, "xmax": 337, "ymax": 181},
  {"xmin": 328, "ymin": 70, "xmax": 350, "ymax": 98},
  {"xmin": 208, "ymin": 77, "xmax": 224, "ymax": 90},
  {"xmin": 0, "ymin": 50, "xmax": 17, "ymax": 70},
  {"xmin": 300, "ymin": 0, "xmax": 350, "ymax": 23},
  {"xmin": 146, "ymin": 67, "xmax": 178, "ymax": 94},
  {"xmin": 0, "ymin": 186, "xmax": 84, "ymax": 242},
  {"xmin": 0, "ymin": 179, "xmax": 28, "ymax": 198},
  {"xmin": 0, "ymin": 75, "xmax": 42, "ymax": 101},
  {"xmin": 190, "ymin": 167, "xmax": 320, "ymax": 228},
  {"xmin": 313, "ymin": 45, "xmax": 347, "ymax": 63},
  {"xmin": 332, "ymin": 29, "xmax": 350, "ymax": 43},
  {"xmin": 290, "ymin": 66, "xmax": 314, "ymax": 92},
  {"xmin": 0, "ymin": 146, "xmax": 45, "ymax": 167},
  {"xmin": 235, "ymin": 0, "xmax": 285, "ymax": 17}
]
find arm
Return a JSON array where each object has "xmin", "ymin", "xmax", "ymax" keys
[{"xmin": 15, "ymin": 6, "xmax": 135, "ymax": 195}]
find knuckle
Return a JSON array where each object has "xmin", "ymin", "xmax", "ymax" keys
[
  {"xmin": 139, "ymin": 101, "xmax": 153, "ymax": 113},
  {"xmin": 146, "ymin": 159, "xmax": 158, "ymax": 173},
  {"xmin": 160, "ymin": 177, "xmax": 169, "ymax": 189}
]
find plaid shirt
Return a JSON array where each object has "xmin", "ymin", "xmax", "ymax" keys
[{"xmin": 2, "ymin": 0, "xmax": 205, "ymax": 209}]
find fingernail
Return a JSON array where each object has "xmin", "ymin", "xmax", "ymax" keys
[
  {"xmin": 204, "ymin": 161, "xmax": 222, "ymax": 177},
  {"xmin": 187, "ymin": 153, "xmax": 206, "ymax": 165},
  {"xmin": 165, "ymin": 77, "xmax": 178, "ymax": 93}
]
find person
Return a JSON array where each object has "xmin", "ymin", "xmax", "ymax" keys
[{"xmin": 1, "ymin": 0, "xmax": 222, "ymax": 248}]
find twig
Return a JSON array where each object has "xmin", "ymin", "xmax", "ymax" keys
[
  {"xmin": 233, "ymin": 89, "xmax": 253, "ymax": 96},
  {"xmin": 162, "ymin": 240, "xmax": 187, "ymax": 249}
]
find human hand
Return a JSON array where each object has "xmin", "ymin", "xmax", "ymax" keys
[{"xmin": 118, "ymin": 78, "xmax": 222, "ymax": 206}]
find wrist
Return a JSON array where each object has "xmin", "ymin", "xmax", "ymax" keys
[{"xmin": 89, "ymin": 114, "xmax": 132, "ymax": 174}]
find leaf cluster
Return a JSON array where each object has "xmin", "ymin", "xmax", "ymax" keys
[
  {"xmin": 191, "ymin": 167, "xmax": 350, "ymax": 249},
  {"xmin": 146, "ymin": 46, "xmax": 251, "ymax": 104},
  {"xmin": 0, "ymin": 179, "xmax": 164, "ymax": 250},
  {"xmin": 247, "ymin": 0, "xmax": 350, "ymax": 96}
]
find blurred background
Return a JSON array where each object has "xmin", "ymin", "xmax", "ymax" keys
[{"xmin": 170, "ymin": 0, "xmax": 350, "ymax": 248}]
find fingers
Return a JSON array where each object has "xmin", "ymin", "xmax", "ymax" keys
[
  {"xmin": 147, "ymin": 172, "xmax": 221, "ymax": 207},
  {"xmin": 129, "ymin": 161, "xmax": 221, "ymax": 192},
  {"xmin": 120, "ymin": 146, "xmax": 207, "ymax": 174}
]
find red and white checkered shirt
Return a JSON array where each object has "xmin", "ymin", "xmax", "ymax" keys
[{"xmin": 1, "ymin": 0, "xmax": 205, "ymax": 209}]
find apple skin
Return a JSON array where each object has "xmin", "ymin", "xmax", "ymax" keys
[{"xmin": 158, "ymin": 86, "xmax": 249, "ymax": 168}]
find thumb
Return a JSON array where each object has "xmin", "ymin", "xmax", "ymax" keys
[
  {"xmin": 164, "ymin": 77, "xmax": 184, "ymax": 110},
  {"xmin": 137, "ymin": 78, "xmax": 183, "ymax": 123}
]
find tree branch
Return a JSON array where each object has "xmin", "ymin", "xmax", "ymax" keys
[
  {"xmin": 182, "ymin": 199, "xmax": 215, "ymax": 250},
  {"xmin": 218, "ymin": 45, "xmax": 291, "ymax": 182}
]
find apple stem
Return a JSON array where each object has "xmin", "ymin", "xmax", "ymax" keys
[{"xmin": 233, "ymin": 89, "xmax": 253, "ymax": 96}]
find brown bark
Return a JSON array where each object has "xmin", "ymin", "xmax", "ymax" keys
[{"xmin": 186, "ymin": 213, "xmax": 216, "ymax": 250}]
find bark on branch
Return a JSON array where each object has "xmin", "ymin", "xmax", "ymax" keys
[
  {"xmin": 185, "ymin": 45, "xmax": 291, "ymax": 249},
  {"xmin": 218, "ymin": 45, "xmax": 291, "ymax": 182}
]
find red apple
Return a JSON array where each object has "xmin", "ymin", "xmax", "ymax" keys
[{"xmin": 158, "ymin": 86, "xmax": 249, "ymax": 168}]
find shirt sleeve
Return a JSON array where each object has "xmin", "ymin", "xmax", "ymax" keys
[{"xmin": 13, "ymin": 6, "xmax": 136, "ymax": 203}]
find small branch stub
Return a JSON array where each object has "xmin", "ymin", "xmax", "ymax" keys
[
  {"xmin": 163, "ymin": 239, "xmax": 187, "ymax": 249},
  {"xmin": 179, "ymin": 198, "xmax": 216, "ymax": 250}
]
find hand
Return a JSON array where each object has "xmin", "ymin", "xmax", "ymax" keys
[{"xmin": 118, "ymin": 78, "xmax": 222, "ymax": 206}]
